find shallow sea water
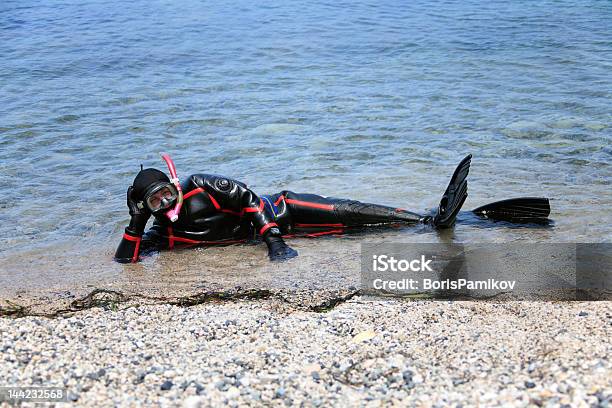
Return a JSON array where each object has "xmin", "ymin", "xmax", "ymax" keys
[{"xmin": 0, "ymin": 0, "xmax": 610, "ymax": 295}]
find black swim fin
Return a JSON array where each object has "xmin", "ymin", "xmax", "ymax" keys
[
  {"xmin": 432, "ymin": 154, "xmax": 471, "ymax": 228},
  {"xmin": 472, "ymin": 197, "xmax": 550, "ymax": 222}
]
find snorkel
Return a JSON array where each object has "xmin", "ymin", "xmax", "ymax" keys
[{"xmin": 160, "ymin": 152, "xmax": 183, "ymax": 222}]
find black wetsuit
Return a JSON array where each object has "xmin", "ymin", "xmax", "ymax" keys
[{"xmin": 115, "ymin": 173, "xmax": 425, "ymax": 262}]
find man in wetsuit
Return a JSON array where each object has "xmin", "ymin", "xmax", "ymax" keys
[
  {"xmin": 114, "ymin": 155, "xmax": 473, "ymax": 263},
  {"xmin": 114, "ymin": 154, "xmax": 550, "ymax": 263}
]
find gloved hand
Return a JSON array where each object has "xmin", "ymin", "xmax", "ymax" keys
[
  {"xmin": 126, "ymin": 186, "xmax": 150, "ymax": 235},
  {"xmin": 263, "ymin": 228, "xmax": 298, "ymax": 262}
]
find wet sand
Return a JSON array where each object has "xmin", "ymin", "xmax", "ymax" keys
[
  {"xmin": 3, "ymin": 235, "xmax": 609, "ymax": 317},
  {"xmin": 1, "ymin": 237, "xmax": 363, "ymax": 317}
]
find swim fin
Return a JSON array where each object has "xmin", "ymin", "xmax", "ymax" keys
[
  {"xmin": 432, "ymin": 154, "xmax": 471, "ymax": 228},
  {"xmin": 472, "ymin": 197, "xmax": 550, "ymax": 222}
]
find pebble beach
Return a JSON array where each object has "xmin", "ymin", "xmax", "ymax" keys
[{"xmin": 1, "ymin": 297, "xmax": 610, "ymax": 407}]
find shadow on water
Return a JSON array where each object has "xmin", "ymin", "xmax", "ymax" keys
[{"xmin": 456, "ymin": 212, "xmax": 555, "ymax": 230}]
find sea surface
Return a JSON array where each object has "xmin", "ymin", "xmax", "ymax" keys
[{"xmin": 0, "ymin": 0, "xmax": 610, "ymax": 295}]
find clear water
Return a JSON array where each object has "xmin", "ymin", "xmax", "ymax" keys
[{"xmin": 1, "ymin": 0, "xmax": 610, "ymax": 292}]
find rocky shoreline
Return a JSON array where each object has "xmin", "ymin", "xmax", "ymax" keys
[{"xmin": 1, "ymin": 297, "xmax": 610, "ymax": 407}]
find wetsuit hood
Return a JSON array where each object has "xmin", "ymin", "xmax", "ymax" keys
[{"xmin": 132, "ymin": 168, "xmax": 171, "ymax": 202}]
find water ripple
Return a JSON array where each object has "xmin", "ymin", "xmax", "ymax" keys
[{"xmin": 0, "ymin": 0, "xmax": 610, "ymax": 284}]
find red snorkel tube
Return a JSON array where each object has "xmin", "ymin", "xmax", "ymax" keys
[{"xmin": 160, "ymin": 152, "xmax": 183, "ymax": 222}]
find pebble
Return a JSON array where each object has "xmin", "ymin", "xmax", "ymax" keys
[
  {"xmin": 226, "ymin": 387, "xmax": 240, "ymax": 399},
  {"xmin": 183, "ymin": 395, "xmax": 203, "ymax": 408},
  {"xmin": 0, "ymin": 298, "xmax": 609, "ymax": 406},
  {"xmin": 160, "ymin": 380, "xmax": 173, "ymax": 390},
  {"xmin": 275, "ymin": 387, "xmax": 286, "ymax": 398}
]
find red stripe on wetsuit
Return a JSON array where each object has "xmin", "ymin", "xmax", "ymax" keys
[
  {"xmin": 280, "ymin": 196, "xmax": 335, "ymax": 211},
  {"xmin": 259, "ymin": 222, "xmax": 278, "ymax": 236},
  {"xmin": 183, "ymin": 187, "xmax": 204, "ymax": 200},
  {"xmin": 305, "ymin": 229, "xmax": 345, "ymax": 237},
  {"xmin": 294, "ymin": 223, "xmax": 344, "ymax": 228},
  {"xmin": 184, "ymin": 187, "xmax": 263, "ymax": 217},
  {"xmin": 277, "ymin": 196, "xmax": 346, "ymax": 230},
  {"xmin": 243, "ymin": 198, "xmax": 265, "ymax": 213},
  {"xmin": 122, "ymin": 233, "xmax": 141, "ymax": 263},
  {"xmin": 167, "ymin": 225, "xmax": 245, "ymax": 248}
]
